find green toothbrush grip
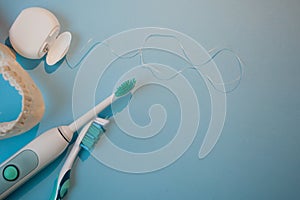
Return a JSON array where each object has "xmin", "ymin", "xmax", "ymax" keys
[{"xmin": 51, "ymin": 170, "xmax": 71, "ymax": 200}]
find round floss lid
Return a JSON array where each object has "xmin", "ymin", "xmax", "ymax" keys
[{"xmin": 46, "ymin": 31, "xmax": 72, "ymax": 65}]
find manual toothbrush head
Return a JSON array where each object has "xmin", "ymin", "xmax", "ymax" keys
[
  {"xmin": 80, "ymin": 118, "xmax": 108, "ymax": 151},
  {"xmin": 114, "ymin": 78, "xmax": 136, "ymax": 97}
]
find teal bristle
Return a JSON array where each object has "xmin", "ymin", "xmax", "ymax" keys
[
  {"xmin": 80, "ymin": 79, "xmax": 135, "ymax": 150},
  {"xmin": 80, "ymin": 122, "xmax": 105, "ymax": 151},
  {"xmin": 115, "ymin": 78, "xmax": 136, "ymax": 97}
]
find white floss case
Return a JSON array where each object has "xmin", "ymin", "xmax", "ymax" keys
[{"xmin": 9, "ymin": 7, "xmax": 71, "ymax": 65}]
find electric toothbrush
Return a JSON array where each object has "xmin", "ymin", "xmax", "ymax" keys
[{"xmin": 0, "ymin": 79, "xmax": 136, "ymax": 199}]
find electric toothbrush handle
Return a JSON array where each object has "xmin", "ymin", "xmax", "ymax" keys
[{"xmin": 0, "ymin": 127, "xmax": 69, "ymax": 199}]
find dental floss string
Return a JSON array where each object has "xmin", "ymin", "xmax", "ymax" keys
[
  {"xmin": 138, "ymin": 34, "xmax": 243, "ymax": 93},
  {"xmin": 71, "ymin": 31, "xmax": 233, "ymax": 168},
  {"xmin": 65, "ymin": 34, "xmax": 243, "ymax": 93}
]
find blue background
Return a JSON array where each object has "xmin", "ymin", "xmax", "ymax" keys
[{"xmin": 0, "ymin": 0, "xmax": 299, "ymax": 199}]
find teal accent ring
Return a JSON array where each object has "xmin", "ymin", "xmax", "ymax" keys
[{"xmin": 3, "ymin": 165, "xmax": 19, "ymax": 181}]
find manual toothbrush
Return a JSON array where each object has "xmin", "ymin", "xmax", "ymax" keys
[{"xmin": 51, "ymin": 117, "xmax": 110, "ymax": 200}]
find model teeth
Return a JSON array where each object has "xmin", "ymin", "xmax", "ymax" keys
[
  {"xmin": 0, "ymin": 44, "xmax": 45, "ymax": 139},
  {"xmin": 2, "ymin": 68, "xmax": 32, "ymax": 112}
]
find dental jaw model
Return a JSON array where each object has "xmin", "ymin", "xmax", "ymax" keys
[
  {"xmin": 0, "ymin": 6, "xmax": 73, "ymax": 138},
  {"xmin": 0, "ymin": 43, "xmax": 45, "ymax": 139}
]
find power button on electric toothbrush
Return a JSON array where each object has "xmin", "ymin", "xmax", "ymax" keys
[{"xmin": 3, "ymin": 165, "xmax": 19, "ymax": 181}]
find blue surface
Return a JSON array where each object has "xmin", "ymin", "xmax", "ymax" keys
[{"xmin": 1, "ymin": 0, "xmax": 300, "ymax": 199}]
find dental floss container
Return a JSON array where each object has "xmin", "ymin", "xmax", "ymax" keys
[{"xmin": 9, "ymin": 7, "xmax": 72, "ymax": 65}]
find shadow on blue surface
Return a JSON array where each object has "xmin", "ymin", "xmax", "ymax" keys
[
  {"xmin": 5, "ymin": 37, "xmax": 63, "ymax": 73},
  {"xmin": 0, "ymin": 125, "xmax": 39, "ymax": 163}
]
